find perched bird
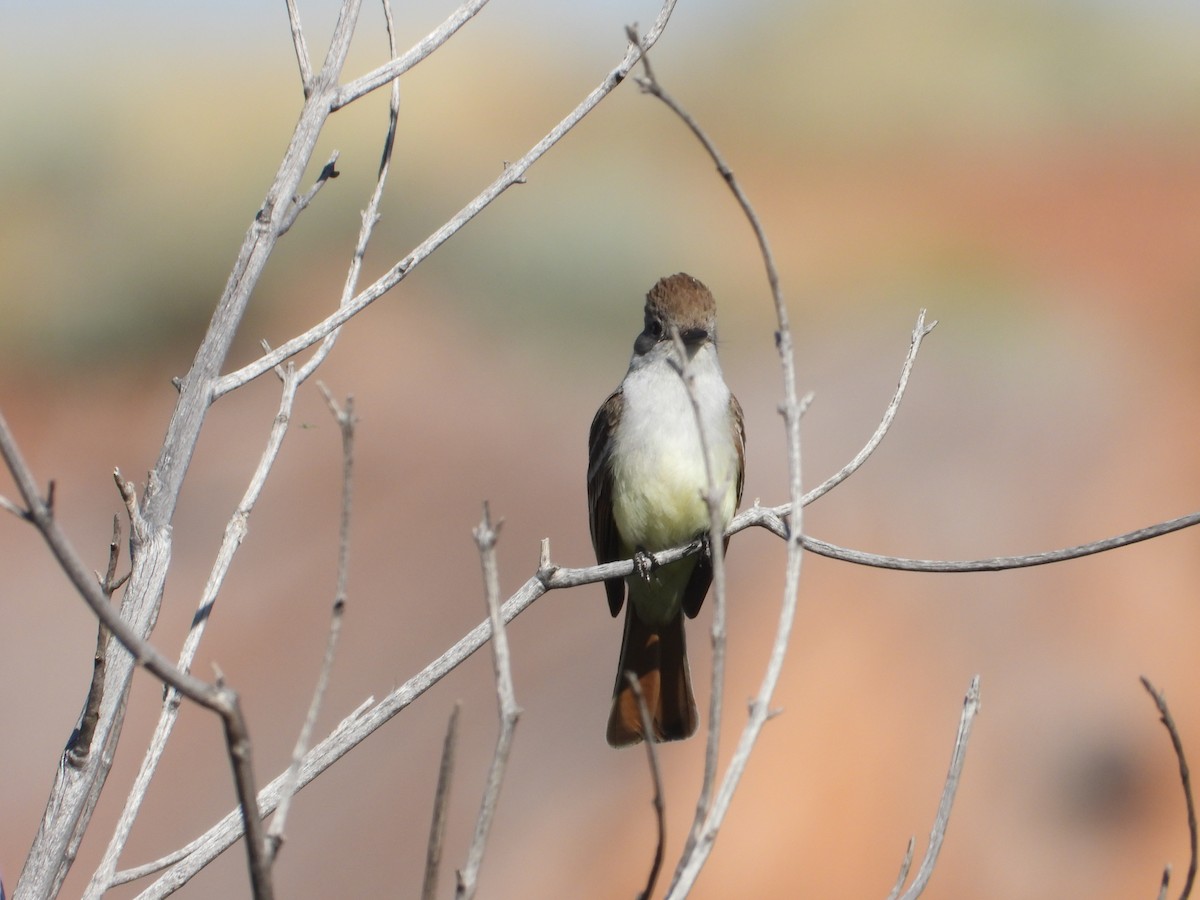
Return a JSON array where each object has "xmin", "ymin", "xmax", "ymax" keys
[{"xmin": 588, "ymin": 273, "xmax": 745, "ymax": 746}]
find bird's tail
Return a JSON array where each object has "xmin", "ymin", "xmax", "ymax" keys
[{"xmin": 606, "ymin": 607, "xmax": 697, "ymax": 747}]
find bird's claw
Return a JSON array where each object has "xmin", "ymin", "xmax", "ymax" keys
[{"xmin": 633, "ymin": 548, "xmax": 657, "ymax": 582}]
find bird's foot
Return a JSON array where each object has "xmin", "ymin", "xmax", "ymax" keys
[{"xmin": 633, "ymin": 547, "xmax": 657, "ymax": 581}]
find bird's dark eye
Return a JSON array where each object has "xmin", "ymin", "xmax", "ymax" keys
[{"xmin": 649, "ymin": 319, "xmax": 663, "ymax": 337}]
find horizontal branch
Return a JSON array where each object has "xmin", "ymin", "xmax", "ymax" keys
[{"xmin": 792, "ymin": 511, "xmax": 1200, "ymax": 573}]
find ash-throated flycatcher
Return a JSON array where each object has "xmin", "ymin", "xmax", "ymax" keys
[{"xmin": 588, "ymin": 273, "xmax": 745, "ymax": 747}]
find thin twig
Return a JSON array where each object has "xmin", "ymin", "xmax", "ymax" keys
[
  {"xmin": 316, "ymin": 385, "xmax": 357, "ymax": 601},
  {"xmin": 278, "ymin": 152, "xmax": 340, "ymax": 236},
  {"xmin": 268, "ymin": 599, "xmax": 346, "ymax": 862},
  {"xmin": 1161, "ymin": 867, "xmax": 1175, "ymax": 900},
  {"xmin": 67, "ymin": 515, "xmax": 124, "ymax": 768},
  {"xmin": 889, "ymin": 838, "xmax": 916, "ymax": 900},
  {"xmin": 266, "ymin": 388, "xmax": 355, "ymax": 859},
  {"xmin": 1142, "ymin": 676, "xmax": 1198, "ymax": 900},
  {"xmin": 456, "ymin": 504, "xmax": 522, "ymax": 900},
  {"xmin": 627, "ymin": 673, "xmax": 666, "ymax": 900},
  {"xmin": 422, "ymin": 703, "xmax": 462, "ymax": 900},
  {"xmin": 0, "ymin": 492, "xmax": 28, "ymax": 519},
  {"xmin": 332, "ymin": 0, "xmax": 491, "ymax": 109},
  {"xmin": 284, "ymin": 0, "xmax": 314, "ymax": 95},
  {"xmin": 802, "ymin": 310, "xmax": 936, "ymax": 506},
  {"xmin": 292, "ymin": 0, "xmax": 401, "ymax": 388},
  {"xmin": 888, "ymin": 677, "xmax": 981, "ymax": 900},
  {"xmin": 665, "ymin": 321, "xmax": 731, "ymax": 854},
  {"xmin": 793, "ymin": 517, "xmax": 1200, "ymax": 572}
]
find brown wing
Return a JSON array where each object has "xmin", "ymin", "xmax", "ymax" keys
[
  {"xmin": 682, "ymin": 392, "xmax": 746, "ymax": 619},
  {"xmin": 588, "ymin": 389, "xmax": 626, "ymax": 617}
]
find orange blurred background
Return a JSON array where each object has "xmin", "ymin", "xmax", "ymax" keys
[{"xmin": 3, "ymin": 1, "xmax": 1200, "ymax": 897}]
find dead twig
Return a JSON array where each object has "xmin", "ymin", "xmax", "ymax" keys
[
  {"xmin": 627, "ymin": 673, "xmax": 666, "ymax": 900},
  {"xmin": 1142, "ymin": 676, "xmax": 1197, "ymax": 900},
  {"xmin": 455, "ymin": 504, "xmax": 522, "ymax": 900},
  {"xmin": 887, "ymin": 677, "xmax": 982, "ymax": 900},
  {"xmin": 421, "ymin": 703, "xmax": 462, "ymax": 900},
  {"xmin": 267, "ymin": 387, "xmax": 356, "ymax": 860}
]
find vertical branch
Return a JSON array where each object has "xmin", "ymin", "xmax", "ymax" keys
[
  {"xmin": 284, "ymin": 0, "xmax": 315, "ymax": 94},
  {"xmin": 1141, "ymin": 676, "xmax": 1198, "ymax": 900},
  {"xmin": 68, "ymin": 515, "xmax": 126, "ymax": 767},
  {"xmin": 624, "ymin": 26, "xmax": 808, "ymax": 897},
  {"xmin": 664, "ymin": 324, "xmax": 730, "ymax": 848},
  {"xmin": 627, "ymin": 674, "xmax": 667, "ymax": 900},
  {"xmin": 456, "ymin": 504, "xmax": 522, "ymax": 900},
  {"xmin": 422, "ymin": 703, "xmax": 462, "ymax": 900},
  {"xmin": 888, "ymin": 677, "xmax": 982, "ymax": 900},
  {"xmin": 266, "ymin": 387, "xmax": 355, "ymax": 860},
  {"xmin": 216, "ymin": 687, "xmax": 274, "ymax": 900}
]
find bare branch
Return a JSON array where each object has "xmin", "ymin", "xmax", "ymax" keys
[
  {"xmin": 0, "ymin": 412, "xmax": 277, "ymax": 896},
  {"xmin": 627, "ymin": 673, "xmax": 666, "ymax": 900},
  {"xmin": 21, "ymin": 3, "xmax": 692, "ymax": 893},
  {"xmin": 284, "ymin": 0, "xmax": 314, "ymax": 95},
  {"xmin": 85, "ymin": 368, "xmax": 309, "ymax": 897},
  {"xmin": 132, "ymin": 481, "xmax": 1200, "ymax": 893},
  {"xmin": 802, "ymin": 310, "xmax": 936, "ymax": 506},
  {"xmin": 422, "ymin": 703, "xmax": 462, "ymax": 900},
  {"xmin": 67, "ymin": 515, "xmax": 124, "ymax": 768},
  {"xmin": 664, "ymin": 321, "xmax": 731, "ymax": 854},
  {"xmin": 212, "ymin": 0, "xmax": 682, "ymax": 397},
  {"xmin": 138, "ymin": 575, "xmax": 545, "ymax": 896},
  {"xmin": 792, "ymin": 515, "xmax": 1200, "ymax": 572},
  {"xmin": 86, "ymin": 1, "xmax": 396, "ymax": 871},
  {"xmin": 266, "ymin": 387, "xmax": 355, "ymax": 860},
  {"xmin": 332, "ymin": 0, "xmax": 491, "ymax": 109},
  {"xmin": 456, "ymin": 504, "xmax": 522, "ymax": 900},
  {"xmin": 216, "ymin": 687, "xmax": 274, "ymax": 900},
  {"xmin": 888, "ymin": 677, "xmax": 982, "ymax": 900},
  {"xmin": 278, "ymin": 151, "xmax": 340, "ymax": 236},
  {"xmin": 316, "ymin": 384, "xmax": 357, "ymax": 599},
  {"xmin": 0, "ymin": 492, "xmax": 27, "ymax": 519},
  {"xmin": 1142, "ymin": 676, "xmax": 1197, "ymax": 900},
  {"xmin": 0, "ymin": 416, "xmax": 226, "ymax": 708},
  {"xmin": 293, "ymin": 2, "xmax": 402, "ymax": 387},
  {"xmin": 889, "ymin": 838, "xmax": 916, "ymax": 900},
  {"xmin": 269, "ymin": 598, "xmax": 346, "ymax": 862},
  {"xmin": 18, "ymin": 8, "xmax": 371, "ymax": 893}
]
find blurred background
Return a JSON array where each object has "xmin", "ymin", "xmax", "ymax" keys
[{"xmin": 3, "ymin": 0, "xmax": 1200, "ymax": 896}]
